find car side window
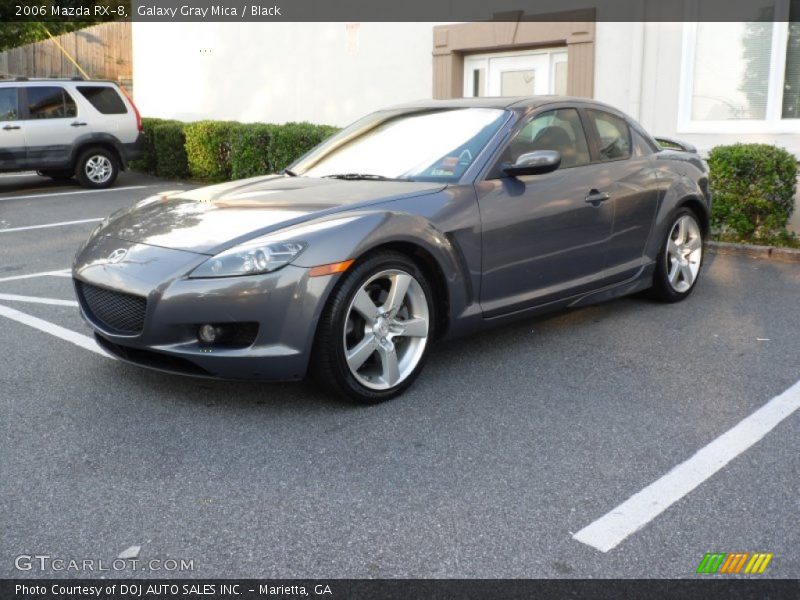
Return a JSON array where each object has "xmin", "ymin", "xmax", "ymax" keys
[
  {"xmin": 0, "ymin": 88, "xmax": 18, "ymax": 121},
  {"xmin": 26, "ymin": 86, "xmax": 77, "ymax": 119},
  {"xmin": 77, "ymin": 86, "xmax": 128, "ymax": 114},
  {"xmin": 500, "ymin": 108, "xmax": 591, "ymax": 170},
  {"xmin": 587, "ymin": 110, "xmax": 631, "ymax": 161}
]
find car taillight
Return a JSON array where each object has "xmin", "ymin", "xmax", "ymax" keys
[{"xmin": 118, "ymin": 84, "xmax": 143, "ymax": 132}]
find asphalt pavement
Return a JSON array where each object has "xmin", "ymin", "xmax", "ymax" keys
[{"xmin": 0, "ymin": 171, "xmax": 798, "ymax": 579}]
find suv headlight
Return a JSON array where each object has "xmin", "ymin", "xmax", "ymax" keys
[{"xmin": 189, "ymin": 239, "xmax": 307, "ymax": 278}]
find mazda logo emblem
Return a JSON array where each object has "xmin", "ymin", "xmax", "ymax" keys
[{"xmin": 107, "ymin": 248, "xmax": 127, "ymax": 264}]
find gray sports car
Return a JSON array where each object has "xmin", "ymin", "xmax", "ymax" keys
[{"xmin": 73, "ymin": 97, "xmax": 709, "ymax": 402}]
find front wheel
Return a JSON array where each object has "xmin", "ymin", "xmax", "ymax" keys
[
  {"xmin": 75, "ymin": 147, "xmax": 119, "ymax": 189},
  {"xmin": 311, "ymin": 251, "xmax": 435, "ymax": 403},
  {"xmin": 649, "ymin": 208, "xmax": 704, "ymax": 302}
]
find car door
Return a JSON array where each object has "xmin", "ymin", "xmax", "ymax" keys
[
  {"xmin": 583, "ymin": 109, "xmax": 661, "ymax": 282},
  {"xmin": 21, "ymin": 85, "xmax": 82, "ymax": 169},
  {"xmin": 476, "ymin": 107, "xmax": 615, "ymax": 317},
  {"xmin": 0, "ymin": 87, "xmax": 26, "ymax": 170}
]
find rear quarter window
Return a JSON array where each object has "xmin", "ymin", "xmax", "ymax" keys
[{"xmin": 77, "ymin": 86, "xmax": 128, "ymax": 114}]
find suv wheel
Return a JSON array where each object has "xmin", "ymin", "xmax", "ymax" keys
[
  {"xmin": 312, "ymin": 251, "xmax": 435, "ymax": 403},
  {"xmin": 75, "ymin": 147, "xmax": 119, "ymax": 189}
]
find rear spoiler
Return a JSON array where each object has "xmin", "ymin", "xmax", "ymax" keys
[{"xmin": 654, "ymin": 136, "xmax": 697, "ymax": 154}]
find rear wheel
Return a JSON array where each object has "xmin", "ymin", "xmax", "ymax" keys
[
  {"xmin": 311, "ymin": 251, "xmax": 434, "ymax": 403},
  {"xmin": 75, "ymin": 147, "xmax": 119, "ymax": 189},
  {"xmin": 649, "ymin": 208, "xmax": 704, "ymax": 302}
]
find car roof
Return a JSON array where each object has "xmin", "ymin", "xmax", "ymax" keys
[
  {"xmin": 387, "ymin": 95, "xmax": 625, "ymax": 113},
  {"xmin": 0, "ymin": 78, "xmax": 117, "ymax": 85}
]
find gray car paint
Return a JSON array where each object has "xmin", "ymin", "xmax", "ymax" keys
[{"xmin": 73, "ymin": 96, "xmax": 709, "ymax": 381}]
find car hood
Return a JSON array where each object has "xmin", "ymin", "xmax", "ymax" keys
[{"xmin": 98, "ymin": 175, "xmax": 445, "ymax": 254}]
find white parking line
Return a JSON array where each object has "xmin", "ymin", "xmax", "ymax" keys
[
  {"xmin": 0, "ymin": 218, "xmax": 102, "ymax": 233},
  {"xmin": 0, "ymin": 303, "xmax": 111, "ymax": 357},
  {"xmin": 0, "ymin": 184, "xmax": 150, "ymax": 202},
  {"xmin": 573, "ymin": 379, "xmax": 800, "ymax": 552},
  {"xmin": 0, "ymin": 269, "xmax": 70, "ymax": 283},
  {"xmin": 0, "ymin": 293, "xmax": 78, "ymax": 307}
]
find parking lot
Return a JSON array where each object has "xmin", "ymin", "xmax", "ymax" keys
[{"xmin": 1, "ymin": 171, "xmax": 798, "ymax": 579}]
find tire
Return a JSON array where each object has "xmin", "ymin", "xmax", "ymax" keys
[
  {"xmin": 38, "ymin": 169, "xmax": 74, "ymax": 181},
  {"xmin": 311, "ymin": 251, "xmax": 436, "ymax": 404},
  {"xmin": 75, "ymin": 147, "xmax": 119, "ymax": 189},
  {"xmin": 649, "ymin": 207, "xmax": 704, "ymax": 302}
]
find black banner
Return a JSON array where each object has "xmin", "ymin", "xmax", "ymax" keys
[
  {"xmin": 0, "ymin": 0, "xmax": 797, "ymax": 22},
  {"xmin": 3, "ymin": 579, "xmax": 800, "ymax": 600}
]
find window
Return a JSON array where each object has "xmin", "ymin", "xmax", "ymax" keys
[
  {"xmin": 680, "ymin": 0, "xmax": 800, "ymax": 132},
  {"xmin": 26, "ymin": 87, "xmax": 77, "ymax": 119},
  {"xmin": 297, "ymin": 108, "xmax": 508, "ymax": 182},
  {"xmin": 502, "ymin": 108, "xmax": 590, "ymax": 168},
  {"xmin": 77, "ymin": 86, "xmax": 127, "ymax": 114},
  {"xmin": 0, "ymin": 88, "xmax": 18, "ymax": 121},
  {"xmin": 587, "ymin": 110, "xmax": 631, "ymax": 161}
]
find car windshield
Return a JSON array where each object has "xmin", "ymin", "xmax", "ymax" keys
[{"xmin": 297, "ymin": 108, "xmax": 508, "ymax": 182}]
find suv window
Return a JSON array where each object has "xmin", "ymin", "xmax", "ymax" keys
[
  {"xmin": 587, "ymin": 110, "xmax": 631, "ymax": 161},
  {"xmin": 77, "ymin": 86, "xmax": 127, "ymax": 114},
  {"xmin": 0, "ymin": 88, "xmax": 18, "ymax": 121},
  {"xmin": 501, "ymin": 108, "xmax": 591, "ymax": 169},
  {"xmin": 26, "ymin": 86, "xmax": 77, "ymax": 119}
]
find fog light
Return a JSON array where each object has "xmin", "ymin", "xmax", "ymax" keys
[{"xmin": 198, "ymin": 324, "xmax": 217, "ymax": 343}]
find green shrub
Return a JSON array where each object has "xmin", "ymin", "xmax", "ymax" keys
[
  {"xmin": 708, "ymin": 143, "xmax": 797, "ymax": 242},
  {"xmin": 129, "ymin": 117, "xmax": 168, "ymax": 174},
  {"xmin": 230, "ymin": 123, "xmax": 278, "ymax": 179},
  {"xmin": 152, "ymin": 121, "xmax": 189, "ymax": 179},
  {"xmin": 184, "ymin": 120, "xmax": 238, "ymax": 181},
  {"xmin": 268, "ymin": 122, "xmax": 340, "ymax": 172}
]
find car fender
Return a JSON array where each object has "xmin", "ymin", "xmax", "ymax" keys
[
  {"xmin": 645, "ymin": 173, "xmax": 710, "ymax": 263},
  {"xmin": 70, "ymin": 132, "xmax": 128, "ymax": 168},
  {"xmin": 282, "ymin": 210, "xmax": 474, "ymax": 335}
]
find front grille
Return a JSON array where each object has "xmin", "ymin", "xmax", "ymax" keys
[{"xmin": 77, "ymin": 281, "xmax": 147, "ymax": 334}]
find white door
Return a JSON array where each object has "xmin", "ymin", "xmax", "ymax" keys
[
  {"xmin": 464, "ymin": 49, "xmax": 568, "ymax": 98},
  {"xmin": 22, "ymin": 85, "xmax": 84, "ymax": 169},
  {"xmin": 0, "ymin": 87, "xmax": 26, "ymax": 169}
]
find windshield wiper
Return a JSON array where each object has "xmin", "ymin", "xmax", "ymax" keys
[
  {"xmin": 283, "ymin": 168, "xmax": 299, "ymax": 177},
  {"xmin": 322, "ymin": 173, "xmax": 396, "ymax": 181}
]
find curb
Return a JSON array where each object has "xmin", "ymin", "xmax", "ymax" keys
[{"xmin": 707, "ymin": 241, "xmax": 800, "ymax": 264}]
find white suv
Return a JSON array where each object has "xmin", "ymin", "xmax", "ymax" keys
[{"xmin": 0, "ymin": 78, "xmax": 144, "ymax": 188}]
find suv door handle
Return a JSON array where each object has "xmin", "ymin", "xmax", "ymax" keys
[
  {"xmin": 585, "ymin": 189, "xmax": 611, "ymax": 206},
  {"xmin": 70, "ymin": 121, "xmax": 87, "ymax": 127},
  {"xmin": 2, "ymin": 124, "xmax": 20, "ymax": 130}
]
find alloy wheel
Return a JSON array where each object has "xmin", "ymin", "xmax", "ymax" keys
[
  {"xmin": 665, "ymin": 214, "xmax": 702, "ymax": 293},
  {"xmin": 342, "ymin": 269, "xmax": 429, "ymax": 390},
  {"xmin": 85, "ymin": 155, "xmax": 113, "ymax": 184}
]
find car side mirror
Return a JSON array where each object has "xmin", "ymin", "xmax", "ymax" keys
[{"xmin": 502, "ymin": 150, "xmax": 561, "ymax": 177}]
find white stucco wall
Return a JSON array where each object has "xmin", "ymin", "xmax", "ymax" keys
[{"xmin": 132, "ymin": 22, "xmax": 437, "ymax": 126}]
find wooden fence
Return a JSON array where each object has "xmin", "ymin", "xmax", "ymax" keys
[{"xmin": 0, "ymin": 22, "xmax": 131, "ymax": 86}]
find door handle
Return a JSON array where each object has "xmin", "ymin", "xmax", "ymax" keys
[
  {"xmin": 2, "ymin": 124, "xmax": 20, "ymax": 130},
  {"xmin": 585, "ymin": 189, "xmax": 611, "ymax": 206},
  {"xmin": 70, "ymin": 121, "xmax": 87, "ymax": 127}
]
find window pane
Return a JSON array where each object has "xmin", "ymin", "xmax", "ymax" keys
[
  {"xmin": 501, "ymin": 70, "xmax": 535, "ymax": 96},
  {"xmin": 783, "ymin": 2, "xmax": 800, "ymax": 118},
  {"xmin": 505, "ymin": 108, "xmax": 590, "ymax": 168},
  {"xmin": 78, "ymin": 86, "xmax": 127, "ymax": 114},
  {"xmin": 588, "ymin": 110, "xmax": 631, "ymax": 161},
  {"xmin": 692, "ymin": 22, "xmax": 773, "ymax": 120},
  {"xmin": 26, "ymin": 87, "xmax": 76, "ymax": 119},
  {"xmin": 0, "ymin": 88, "xmax": 18, "ymax": 121}
]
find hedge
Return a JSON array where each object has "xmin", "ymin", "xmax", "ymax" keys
[
  {"xmin": 131, "ymin": 118, "xmax": 338, "ymax": 183},
  {"xmin": 708, "ymin": 143, "xmax": 797, "ymax": 243}
]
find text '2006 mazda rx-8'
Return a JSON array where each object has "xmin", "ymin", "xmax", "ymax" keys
[{"xmin": 73, "ymin": 97, "xmax": 709, "ymax": 403}]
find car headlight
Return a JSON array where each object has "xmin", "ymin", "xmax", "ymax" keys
[{"xmin": 189, "ymin": 239, "xmax": 307, "ymax": 278}]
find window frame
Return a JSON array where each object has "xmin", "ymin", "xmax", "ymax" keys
[
  {"xmin": 583, "ymin": 108, "xmax": 633, "ymax": 163},
  {"xmin": 678, "ymin": 9, "xmax": 800, "ymax": 133},
  {"xmin": 20, "ymin": 85, "xmax": 78, "ymax": 121},
  {"xmin": 486, "ymin": 106, "xmax": 594, "ymax": 179}
]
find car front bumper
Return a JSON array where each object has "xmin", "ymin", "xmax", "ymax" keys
[{"xmin": 73, "ymin": 236, "xmax": 337, "ymax": 381}]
